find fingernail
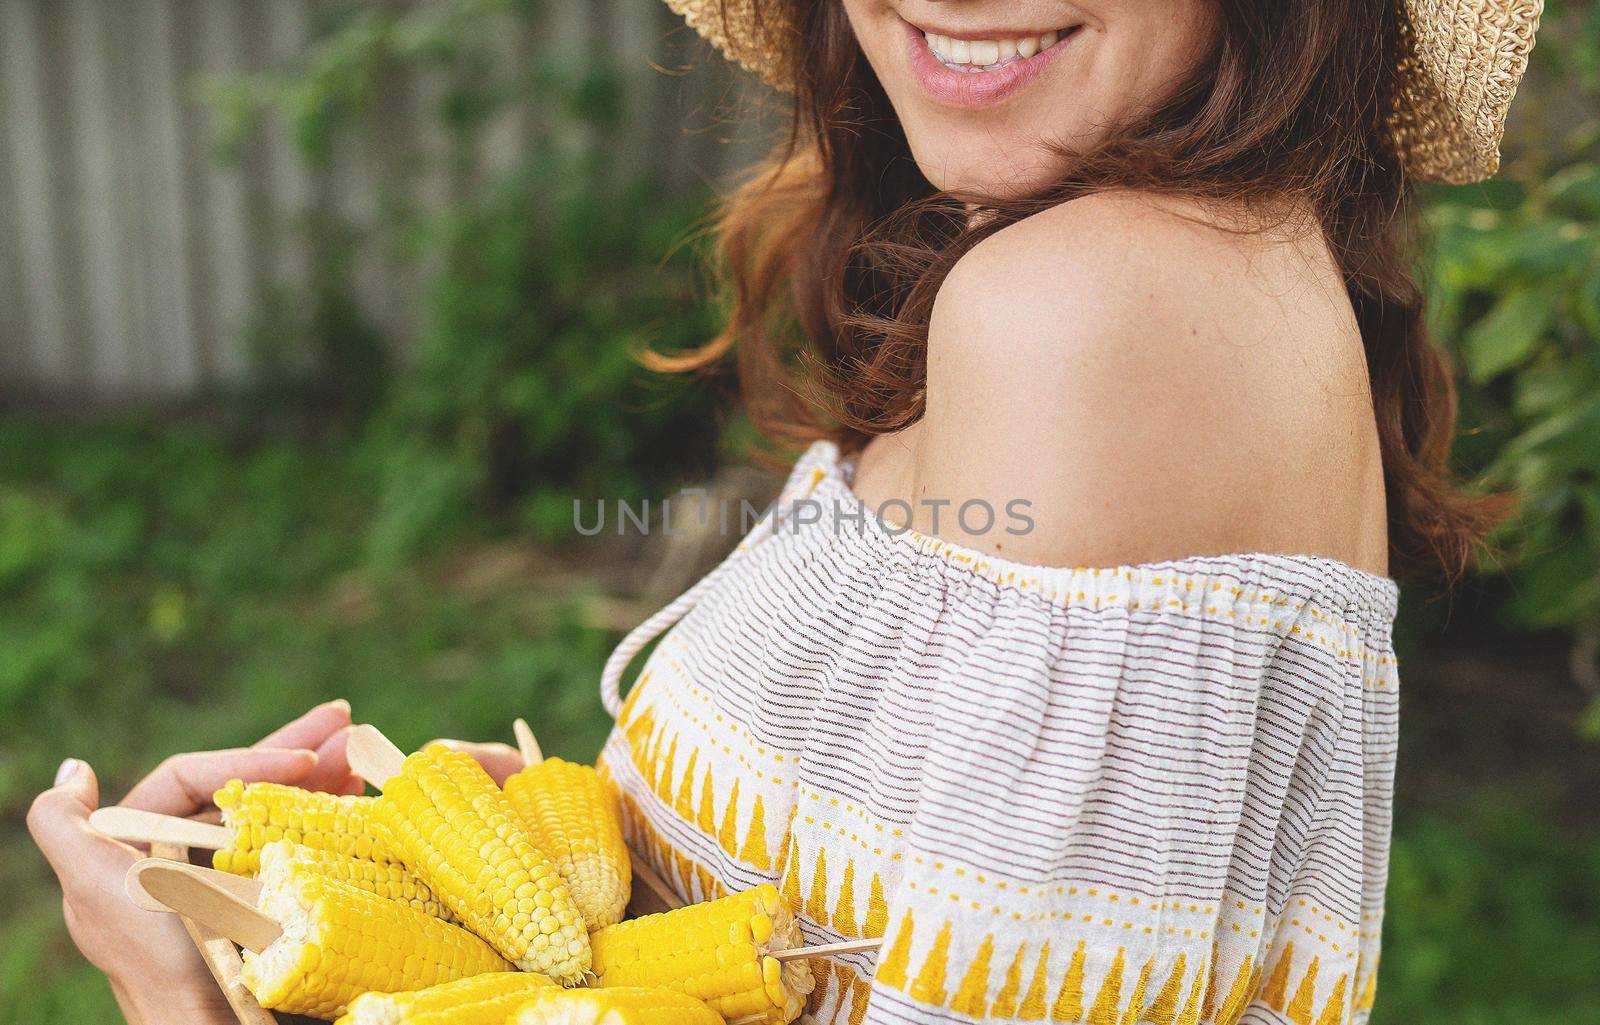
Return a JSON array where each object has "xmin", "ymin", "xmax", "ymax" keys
[
  {"xmin": 328, "ymin": 698, "xmax": 351, "ymax": 714},
  {"xmin": 54, "ymin": 758, "xmax": 83, "ymax": 786}
]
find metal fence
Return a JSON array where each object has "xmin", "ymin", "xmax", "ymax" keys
[{"xmin": 0, "ymin": 0, "xmax": 766, "ymax": 399}]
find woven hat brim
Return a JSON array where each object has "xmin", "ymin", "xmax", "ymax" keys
[
  {"xmin": 666, "ymin": 0, "xmax": 1543, "ymax": 185},
  {"xmin": 1390, "ymin": 0, "xmax": 1543, "ymax": 183}
]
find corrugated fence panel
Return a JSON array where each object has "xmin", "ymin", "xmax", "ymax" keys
[{"xmin": 0, "ymin": 0, "xmax": 768, "ymax": 400}]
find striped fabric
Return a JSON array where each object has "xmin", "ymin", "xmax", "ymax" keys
[{"xmin": 598, "ymin": 440, "xmax": 1399, "ymax": 1025}]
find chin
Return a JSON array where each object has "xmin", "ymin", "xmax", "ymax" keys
[{"xmin": 905, "ymin": 136, "xmax": 1069, "ymax": 199}]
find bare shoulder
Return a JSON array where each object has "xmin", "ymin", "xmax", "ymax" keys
[{"xmin": 897, "ymin": 190, "xmax": 1388, "ymax": 573}]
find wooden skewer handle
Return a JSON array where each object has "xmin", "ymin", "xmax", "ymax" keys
[
  {"xmin": 90, "ymin": 807, "xmax": 233, "ymax": 850},
  {"xmin": 127, "ymin": 860, "xmax": 282, "ymax": 954},
  {"xmin": 148, "ymin": 842, "xmax": 275, "ymax": 1025},
  {"xmin": 347, "ymin": 724, "xmax": 407, "ymax": 789},
  {"xmin": 512, "ymin": 718, "xmax": 542, "ymax": 766},
  {"xmin": 127, "ymin": 859, "xmax": 264, "ymax": 910},
  {"xmin": 771, "ymin": 937, "xmax": 884, "ymax": 962},
  {"xmin": 628, "ymin": 854, "xmax": 685, "ymax": 912}
]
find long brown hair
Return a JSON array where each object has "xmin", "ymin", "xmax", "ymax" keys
[{"xmin": 654, "ymin": 0, "xmax": 1506, "ymax": 582}]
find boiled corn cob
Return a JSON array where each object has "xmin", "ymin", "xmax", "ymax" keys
[
  {"xmin": 373, "ymin": 746, "xmax": 591, "ymax": 982},
  {"xmin": 213, "ymin": 778, "xmax": 391, "ymax": 875},
  {"xmin": 258, "ymin": 839, "xmax": 454, "ymax": 922},
  {"xmin": 333, "ymin": 971, "xmax": 553, "ymax": 1025},
  {"xmin": 511, "ymin": 987, "xmax": 725, "ymax": 1025},
  {"xmin": 240, "ymin": 861, "xmax": 510, "ymax": 1019},
  {"xmin": 589, "ymin": 884, "xmax": 811, "ymax": 1024},
  {"xmin": 504, "ymin": 757, "xmax": 631, "ymax": 929}
]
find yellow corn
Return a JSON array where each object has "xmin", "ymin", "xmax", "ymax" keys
[
  {"xmin": 373, "ymin": 746, "xmax": 591, "ymax": 982},
  {"xmin": 333, "ymin": 971, "xmax": 553, "ymax": 1025},
  {"xmin": 510, "ymin": 987, "xmax": 725, "ymax": 1025},
  {"xmin": 504, "ymin": 757, "xmax": 631, "ymax": 929},
  {"xmin": 240, "ymin": 864, "xmax": 510, "ymax": 1020},
  {"xmin": 213, "ymin": 779, "xmax": 391, "ymax": 875},
  {"xmin": 257, "ymin": 839, "xmax": 454, "ymax": 922},
  {"xmin": 589, "ymin": 885, "xmax": 811, "ymax": 1024}
]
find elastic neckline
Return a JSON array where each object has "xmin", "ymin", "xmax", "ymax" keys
[{"xmin": 783, "ymin": 440, "xmax": 1401, "ymax": 621}]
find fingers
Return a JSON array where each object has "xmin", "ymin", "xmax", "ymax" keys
[
  {"xmin": 28, "ymin": 759, "xmax": 100, "ymax": 847},
  {"xmin": 120, "ymin": 747, "xmax": 318, "ymax": 817},
  {"xmin": 427, "ymin": 740, "xmax": 527, "ymax": 786},
  {"xmin": 28, "ymin": 760, "xmax": 126, "ymax": 882},
  {"xmin": 304, "ymin": 726, "xmax": 365, "ymax": 795},
  {"xmin": 255, "ymin": 699, "xmax": 352, "ymax": 751}
]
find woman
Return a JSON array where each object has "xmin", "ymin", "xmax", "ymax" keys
[{"xmin": 29, "ymin": 1, "xmax": 1542, "ymax": 1022}]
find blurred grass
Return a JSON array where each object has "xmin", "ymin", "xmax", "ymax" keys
[
  {"xmin": 0, "ymin": 412, "xmax": 622, "ymax": 1023},
  {"xmin": 2, "ymin": 413, "xmax": 1599, "ymax": 1024}
]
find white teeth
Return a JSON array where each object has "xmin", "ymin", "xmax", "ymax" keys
[
  {"xmin": 967, "ymin": 39, "xmax": 1000, "ymax": 65},
  {"xmin": 923, "ymin": 29, "xmax": 1066, "ymax": 69}
]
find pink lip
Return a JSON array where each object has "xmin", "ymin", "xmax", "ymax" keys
[{"xmin": 901, "ymin": 19, "xmax": 1076, "ymax": 109}]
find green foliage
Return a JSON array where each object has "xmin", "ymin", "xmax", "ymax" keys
[
  {"xmin": 0, "ymin": 414, "xmax": 620, "ymax": 1024},
  {"xmin": 206, "ymin": 0, "xmax": 727, "ymax": 560},
  {"xmin": 1376, "ymin": 799, "xmax": 1600, "ymax": 1025},
  {"xmin": 1423, "ymin": 1, "xmax": 1600, "ymax": 702}
]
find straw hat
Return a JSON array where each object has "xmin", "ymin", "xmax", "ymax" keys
[{"xmin": 663, "ymin": 0, "xmax": 1542, "ymax": 184}]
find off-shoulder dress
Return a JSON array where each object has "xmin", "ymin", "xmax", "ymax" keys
[{"xmin": 598, "ymin": 440, "xmax": 1399, "ymax": 1025}]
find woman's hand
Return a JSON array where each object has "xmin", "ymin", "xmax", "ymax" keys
[
  {"xmin": 26, "ymin": 700, "xmax": 361, "ymax": 1025},
  {"xmin": 424, "ymin": 738, "xmax": 528, "ymax": 784}
]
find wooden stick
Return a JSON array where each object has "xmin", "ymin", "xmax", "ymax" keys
[
  {"xmin": 627, "ymin": 853, "xmax": 685, "ymax": 912},
  {"xmin": 347, "ymin": 724, "xmax": 407, "ymax": 789},
  {"xmin": 512, "ymin": 718, "xmax": 542, "ymax": 766},
  {"xmin": 127, "ymin": 861, "xmax": 263, "ymax": 911},
  {"xmin": 149, "ymin": 843, "xmax": 274, "ymax": 1025},
  {"xmin": 771, "ymin": 937, "xmax": 883, "ymax": 962},
  {"xmin": 127, "ymin": 860, "xmax": 283, "ymax": 954},
  {"xmin": 91, "ymin": 807, "xmax": 232, "ymax": 850}
]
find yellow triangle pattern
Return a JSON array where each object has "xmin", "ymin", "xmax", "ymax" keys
[
  {"xmin": 877, "ymin": 909, "xmax": 916, "ymax": 990},
  {"xmin": 1018, "ymin": 941, "xmax": 1052, "ymax": 1020},
  {"xmin": 989, "ymin": 942, "xmax": 1029, "ymax": 1018},
  {"xmin": 1144, "ymin": 953, "xmax": 1188, "ymax": 1025},
  {"xmin": 1286, "ymin": 956, "xmax": 1321, "ymax": 1025},
  {"xmin": 717, "ymin": 779, "xmax": 741, "ymax": 857},
  {"xmin": 654, "ymin": 735, "xmax": 678, "ymax": 806},
  {"xmin": 1176, "ymin": 956, "xmax": 1206, "ymax": 1025},
  {"xmin": 617, "ymin": 671, "xmax": 649, "ymax": 726},
  {"xmin": 739, "ymin": 796, "xmax": 771, "ymax": 870},
  {"xmin": 833, "ymin": 859, "xmax": 860, "ymax": 937},
  {"xmin": 1315, "ymin": 973, "xmax": 1348, "ymax": 1025},
  {"xmin": 807, "ymin": 848, "xmax": 831, "ymax": 923},
  {"xmin": 950, "ymin": 933, "xmax": 995, "ymax": 1016},
  {"xmin": 828, "ymin": 964, "xmax": 856, "ymax": 1025},
  {"xmin": 1050, "ymin": 941, "xmax": 1086, "ymax": 1022},
  {"xmin": 779, "ymin": 835, "xmax": 803, "ymax": 914},
  {"xmin": 864, "ymin": 873, "xmax": 889, "ymax": 938},
  {"xmin": 1116, "ymin": 955, "xmax": 1153, "ymax": 1025},
  {"xmin": 847, "ymin": 977, "xmax": 872, "ymax": 1025},
  {"xmin": 810, "ymin": 964, "xmax": 834, "ymax": 1020},
  {"xmin": 696, "ymin": 767, "xmax": 717, "ymax": 835},
  {"xmin": 616, "ymin": 712, "xmax": 1368, "ymax": 1025},
  {"xmin": 1260, "ymin": 942, "xmax": 1295, "ymax": 1010},
  {"xmin": 1213, "ymin": 954, "xmax": 1255, "ymax": 1025},
  {"xmin": 909, "ymin": 920, "xmax": 953, "ymax": 1007},
  {"xmin": 1356, "ymin": 967, "xmax": 1378, "ymax": 1012},
  {"xmin": 1086, "ymin": 948, "xmax": 1125, "ymax": 1025},
  {"xmin": 674, "ymin": 750, "xmax": 699, "ymax": 820}
]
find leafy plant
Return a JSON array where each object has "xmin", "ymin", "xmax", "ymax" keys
[
  {"xmin": 207, "ymin": 0, "xmax": 728, "ymax": 559},
  {"xmin": 1423, "ymin": 0, "xmax": 1600, "ymax": 724}
]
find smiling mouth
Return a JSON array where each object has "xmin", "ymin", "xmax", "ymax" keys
[{"xmin": 918, "ymin": 26, "xmax": 1080, "ymax": 73}]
